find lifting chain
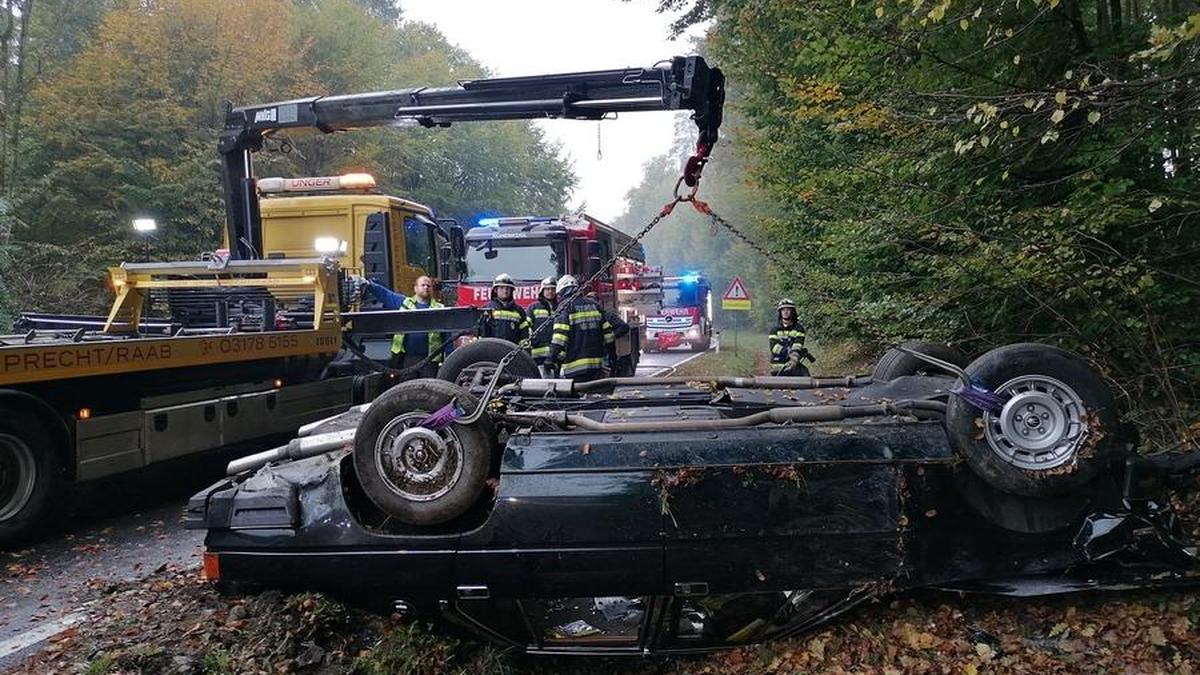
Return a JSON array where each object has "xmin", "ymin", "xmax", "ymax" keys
[{"xmin": 685, "ymin": 198, "xmax": 896, "ymax": 345}]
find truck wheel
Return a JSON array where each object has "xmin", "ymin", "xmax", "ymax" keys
[
  {"xmin": 436, "ymin": 338, "xmax": 539, "ymax": 389},
  {"xmin": 354, "ymin": 379, "xmax": 495, "ymax": 526},
  {"xmin": 0, "ymin": 413, "xmax": 61, "ymax": 544},
  {"xmin": 872, "ymin": 341, "xmax": 968, "ymax": 381},
  {"xmin": 945, "ymin": 343, "xmax": 1125, "ymax": 497}
]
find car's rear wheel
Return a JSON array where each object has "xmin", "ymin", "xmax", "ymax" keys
[
  {"xmin": 872, "ymin": 341, "xmax": 969, "ymax": 381},
  {"xmin": 945, "ymin": 343, "xmax": 1124, "ymax": 497},
  {"xmin": 353, "ymin": 379, "xmax": 494, "ymax": 526},
  {"xmin": 0, "ymin": 411, "xmax": 60, "ymax": 545},
  {"xmin": 436, "ymin": 338, "xmax": 539, "ymax": 391}
]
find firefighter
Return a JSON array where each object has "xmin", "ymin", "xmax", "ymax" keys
[
  {"xmin": 587, "ymin": 289, "xmax": 634, "ymax": 377},
  {"xmin": 550, "ymin": 275, "xmax": 615, "ymax": 382},
  {"xmin": 769, "ymin": 298, "xmax": 813, "ymax": 376},
  {"xmin": 477, "ymin": 273, "xmax": 531, "ymax": 344},
  {"xmin": 529, "ymin": 276, "xmax": 558, "ymax": 376}
]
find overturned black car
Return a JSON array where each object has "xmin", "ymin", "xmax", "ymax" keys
[{"xmin": 185, "ymin": 341, "xmax": 1200, "ymax": 655}]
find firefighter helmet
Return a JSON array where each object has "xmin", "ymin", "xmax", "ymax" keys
[
  {"xmin": 540, "ymin": 276, "xmax": 556, "ymax": 289},
  {"xmin": 492, "ymin": 273, "xmax": 516, "ymax": 289},
  {"xmin": 555, "ymin": 275, "xmax": 579, "ymax": 294},
  {"xmin": 776, "ymin": 298, "xmax": 797, "ymax": 312}
]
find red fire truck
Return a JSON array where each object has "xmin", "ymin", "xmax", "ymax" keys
[
  {"xmin": 456, "ymin": 214, "xmax": 648, "ymax": 366},
  {"xmin": 642, "ymin": 272, "xmax": 713, "ymax": 352}
]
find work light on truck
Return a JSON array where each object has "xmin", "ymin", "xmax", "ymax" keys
[{"xmin": 313, "ymin": 237, "xmax": 348, "ymax": 255}]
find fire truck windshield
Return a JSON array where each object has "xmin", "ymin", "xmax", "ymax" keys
[
  {"xmin": 465, "ymin": 239, "xmax": 564, "ymax": 283},
  {"xmin": 664, "ymin": 285, "xmax": 702, "ymax": 308}
]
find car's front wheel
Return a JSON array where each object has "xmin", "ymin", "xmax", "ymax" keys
[
  {"xmin": 353, "ymin": 379, "xmax": 495, "ymax": 526},
  {"xmin": 436, "ymin": 338, "xmax": 539, "ymax": 391},
  {"xmin": 872, "ymin": 341, "xmax": 969, "ymax": 381}
]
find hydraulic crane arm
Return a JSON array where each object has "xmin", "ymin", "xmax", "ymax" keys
[{"xmin": 219, "ymin": 55, "xmax": 724, "ymax": 259}]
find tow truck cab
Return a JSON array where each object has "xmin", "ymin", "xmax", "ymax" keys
[{"xmin": 242, "ymin": 173, "xmax": 467, "ymax": 296}]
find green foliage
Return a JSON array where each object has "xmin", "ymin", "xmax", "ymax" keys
[
  {"xmin": 351, "ymin": 621, "xmax": 515, "ymax": 675},
  {"xmin": 639, "ymin": 0, "xmax": 1198, "ymax": 447},
  {"xmin": 614, "ymin": 115, "xmax": 785, "ymax": 332},
  {"xmin": 1, "ymin": 0, "xmax": 572, "ymax": 305}
]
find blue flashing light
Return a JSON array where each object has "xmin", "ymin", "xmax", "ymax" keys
[
  {"xmin": 680, "ymin": 273, "xmax": 701, "ymax": 285},
  {"xmin": 478, "ymin": 217, "xmax": 500, "ymax": 227}
]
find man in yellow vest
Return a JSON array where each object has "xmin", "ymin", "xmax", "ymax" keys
[{"xmin": 362, "ymin": 275, "xmax": 450, "ymax": 377}]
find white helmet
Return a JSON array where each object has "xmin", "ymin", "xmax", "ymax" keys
[
  {"xmin": 540, "ymin": 276, "xmax": 556, "ymax": 289},
  {"xmin": 555, "ymin": 274, "xmax": 579, "ymax": 295},
  {"xmin": 492, "ymin": 273, "xmax": 516, "ymax": 289}
]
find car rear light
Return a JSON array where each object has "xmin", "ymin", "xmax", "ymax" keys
[{"xmin": 202, "ymin": 552, "xmax": 220, "ymax": 581}]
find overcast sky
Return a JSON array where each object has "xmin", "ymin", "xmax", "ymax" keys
[{"xmin": 400, "ymin": 0, "xmax": 706, "ymax": 222}]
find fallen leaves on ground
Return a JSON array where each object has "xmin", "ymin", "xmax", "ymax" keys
[{"xmin": 6, "ymin": 563, "xmax": 1200, "ymax": 675}]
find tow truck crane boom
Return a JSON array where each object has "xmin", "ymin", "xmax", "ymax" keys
[{"xmin": 219, "ymin": 55, "xmax": 724, "ymax": 259}]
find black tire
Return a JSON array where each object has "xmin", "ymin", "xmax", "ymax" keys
[
  {"xmin": 353, "ymin": 379, "xmax": 494, "ymax": 526},
  {"xmin": 872, "ymin": 341, "xmax": 969, "ymax": 381},
  {"xmin": 436, "ymin": 338, "xmax": 539, "ymax": 388},
  {"xmin": 945, "ymin": 343, "xmax": 1125, "ymax": 497},
  {"xmin": 0, "ymin": 411, "xmax": 61, "ymax": 545}
]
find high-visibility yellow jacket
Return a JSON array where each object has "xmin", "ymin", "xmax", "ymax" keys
[
  {"xmin": 390, "ymin": 296, "xmax": 447, "ymax": 363},
  {"xmin": 769, "ymin": 320, "xmax": 806, "ymax": 373},
  {"xmin": 550, "ymin": 296, "xmax": 615, "ymax": 378},
  {"xmin": 478, "ymin": 298, "xmax": 530, "ymax": 344}
]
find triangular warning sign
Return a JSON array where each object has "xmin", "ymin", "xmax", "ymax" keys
[{"xmin": 723, "ymin": 276, "xmax": 751, "ymax": 301}]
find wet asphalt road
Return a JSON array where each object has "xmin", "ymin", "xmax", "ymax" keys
[
  {"xmin": 0, "ymin": 345, "xmax": 710, "ymax": 667},
  {"xmin": 635, "ymin": 341, "xmax": 712, "ymax": 375}
]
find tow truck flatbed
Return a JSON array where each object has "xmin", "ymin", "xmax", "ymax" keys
[{"xmin": 0, "ymin": 327, "xmax": 344, "ymax": 387}]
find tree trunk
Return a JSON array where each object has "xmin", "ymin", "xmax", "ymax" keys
[
  {"xmin": 6, "ymin": 0, "xmax": 32, "ymax": 194},
  {"xmin": 1109, "ymin": 0, "xmax": 1122, "ymax": 35},
  {"xmin": 0, "ymin": 0, "xmax": 15, "ymax": 194}
]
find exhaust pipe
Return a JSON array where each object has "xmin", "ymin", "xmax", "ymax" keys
[
  {"xmin": 516, "ymin": 375, "xmax": 873, "ymax": 397},
  {"xmin": 505, "ymin": 399, "xmax": 945, "ymax": 433},
  {"xmin": 297, "ymin": 404, "xmax": 370, "ymax": 437},
  {"xmin": 227, "ymin": 428, "xmax": 356, "ymax": 475}
]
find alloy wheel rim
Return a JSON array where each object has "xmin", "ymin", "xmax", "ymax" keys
[
  {"xmin": 374, "ymin": 413, "xmax": 464, "ymax": 502},
  {"xmin": 984, "ymin": 374, "xmax": 1087, "ymax": 471}
]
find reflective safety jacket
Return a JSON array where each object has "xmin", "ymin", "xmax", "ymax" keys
[
  {"xmin": 478, "ymin": 299, "xmax": 530, "ymax": 344},
  {"xmin": 769, "ymin": 321, "xmax": 806, "ymax": 373},
  {"xmin": 550, "ymin": 296, "xmax": 616, "ymax": 378},
  {"xmin": 528, "ymin": 297, "xmax": 557, "ymax": 363},
  {"xmin": 390, "ymin": 296, "xmax": 448, "ymax": 364}
]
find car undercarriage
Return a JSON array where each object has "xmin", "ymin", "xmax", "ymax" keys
[{"xmin": 185, "ymin": 342, "xmax": 1200, "ymax": 654}]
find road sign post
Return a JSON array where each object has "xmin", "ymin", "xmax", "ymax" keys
[{"xmin": 721, "ymin": 276, "xmax": 752, "ymax": 356}]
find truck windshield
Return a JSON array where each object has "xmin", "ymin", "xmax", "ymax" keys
[
  {"xmin": 465, "ymin": 240, "xmax": 563, "ymax": 282},
  {"xmin": 664, "ymin": 285, "xmax": 701, "ymax": 307}
]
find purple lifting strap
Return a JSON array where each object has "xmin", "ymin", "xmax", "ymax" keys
[
  {"xmin": 418, "ymin": 401, "xmax": 462, "ymax": 430},
  {"xmin": 951, "ymin": 380, "xmax": 1006, "ymax": 416}
]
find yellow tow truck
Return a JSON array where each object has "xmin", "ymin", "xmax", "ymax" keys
[
  {"xmin": 0, "ymin": 174, "xmax": 469, "ymax": 544},
  {"xmin": 1, "ymin": 53, "xmax": 724, "ymax": 544}
]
